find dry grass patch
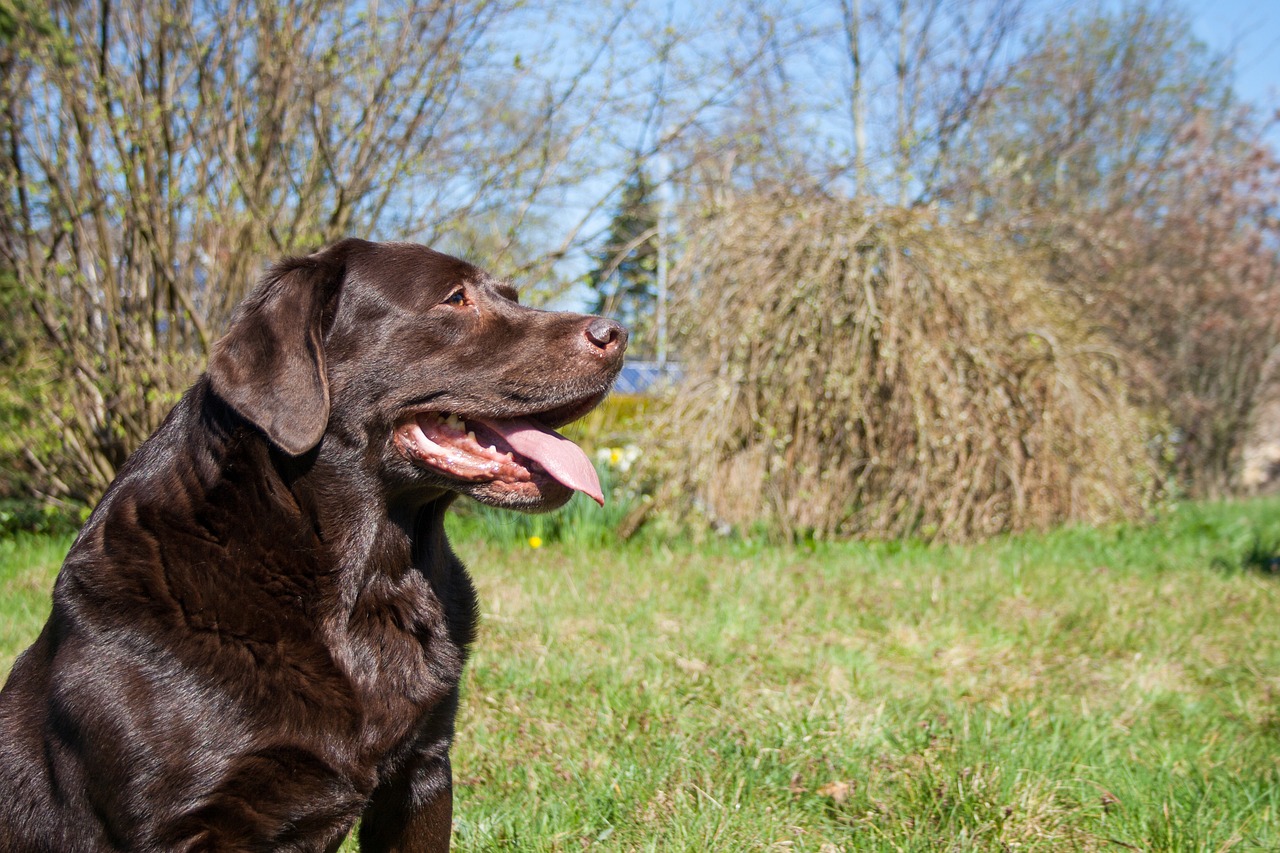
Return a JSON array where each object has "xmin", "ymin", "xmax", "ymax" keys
[{"xmin": 656, "ymin": 195, "xmax": 1159, "ymax": 541}]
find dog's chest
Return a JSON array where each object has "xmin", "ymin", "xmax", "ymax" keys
[{"xmin": 329, "ymin": 558, "xmax": 474, "ymax": 755}]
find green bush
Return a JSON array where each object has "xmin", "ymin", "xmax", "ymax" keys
[{"xmin": 0, "ymin": 499, "xmax": 86, "ymax": 539}]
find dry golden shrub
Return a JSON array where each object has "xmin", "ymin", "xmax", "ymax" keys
[{"xmin": 653, "ymin": 194, "xmax": 1159, "ymax": 541}]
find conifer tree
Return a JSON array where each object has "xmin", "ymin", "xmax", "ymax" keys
[{"xmin": 584, "ymin": 170, "xmax": 659, "ymax": 356}]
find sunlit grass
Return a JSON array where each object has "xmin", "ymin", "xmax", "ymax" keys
[{"xmin": 4, "ymin": 499, "xmax": 1279, "ymax": 850}]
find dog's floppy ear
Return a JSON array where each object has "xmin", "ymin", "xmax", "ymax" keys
[{"xmin": 207, "ymin": 247, "xmax": 349, "ymax": 456}]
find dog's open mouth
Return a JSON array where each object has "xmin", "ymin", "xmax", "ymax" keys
[{"xmin": 393, "ymin": 411, "xmax": 603, "ymax": 505}]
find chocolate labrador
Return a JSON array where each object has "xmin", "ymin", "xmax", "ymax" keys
[{"xmin": 0, "ymin": 239, "xmax": 627, "ymax": 852}]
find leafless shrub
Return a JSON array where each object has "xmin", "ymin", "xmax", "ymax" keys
[
  {"xmin": 1028, "ymin": 121, "xmax": 1280, "ymax": 496},
  {"xmin": 941, "ymin": 4, "xmax": 1280, "ymax": 495},
  {"xmin": 652, "ymin": 193, "xmax": 1159, "ymax": 541},
  {"xmin": 0, "ymin": 0, "xmax": 776, "ymax": 501}
]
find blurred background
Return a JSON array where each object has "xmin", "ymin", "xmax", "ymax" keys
[{"xmin": 0, "ymin": 0, "xmax": 1277, "ymax": 543}]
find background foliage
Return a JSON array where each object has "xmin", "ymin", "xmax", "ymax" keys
[
  {"xmin": 0, "ymin": 0, "xmax": 1276, "ymax": 541},
  {"xmin": 654, "ymin": 198, "xmax": 1159, "ymax": 541}
]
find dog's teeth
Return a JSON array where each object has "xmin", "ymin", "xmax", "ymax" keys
[
  {"xmin": 467, "ymin": 431, "xmax": 477, "ymax": 444},
  {"xmin": 487, "ymin": 445, "xmax": 496, "ymax": 454}
]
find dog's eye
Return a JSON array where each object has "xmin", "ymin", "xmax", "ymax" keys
[{"xmin": 442, "ymin": 289, "xmax": 467, "ymax": 307}]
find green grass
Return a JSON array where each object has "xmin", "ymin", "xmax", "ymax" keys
[{"xmin": 3, "ymin": 499, "xmax": 1279, "ymax": 850}]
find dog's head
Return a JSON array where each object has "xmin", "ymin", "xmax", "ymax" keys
[{"xmin": 207, "ymin": 239, "xmax": 627, "ymax": 511}]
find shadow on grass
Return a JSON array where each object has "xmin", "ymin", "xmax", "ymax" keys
[
  {"xmin": 1212, "ymin": 533, "xmax": 1280, "ymax": 577},
  {"xmin": 1239, "ymin": 535, "xmax": 1280, "ymax": 576}
]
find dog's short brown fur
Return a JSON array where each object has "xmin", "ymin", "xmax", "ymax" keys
[{"xmin": 0, "ymin": 239, "xmax": 627, "ymax": 852}]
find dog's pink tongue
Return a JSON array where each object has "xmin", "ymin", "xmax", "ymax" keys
[{"xmin": 480, "ymin": 416, "xmax": 604, "ymax": 505}]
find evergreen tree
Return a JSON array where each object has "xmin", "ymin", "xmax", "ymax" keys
[{"xmin": 584, "ymin": 169, "xmax": 659, "ymax": 356}]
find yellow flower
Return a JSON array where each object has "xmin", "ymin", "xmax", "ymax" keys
[
  {"xmin": 609, "ymin": 447, "xmax": 622, "ymax": 465},
  {"xmin": 528, "ymin": 535, "xmax": 543, "ymax": 549}
]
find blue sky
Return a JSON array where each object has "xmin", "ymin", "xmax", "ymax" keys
[
  {"xmin": 1186, "ymin": 0, "xmax": 1279, "ymax": 119},
  {"xmin": 532, "ymin": 0, "xmax": 1279, "ymax": 311}
]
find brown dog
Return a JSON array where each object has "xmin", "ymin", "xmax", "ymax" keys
[{"xmin": 0, "ymin": 240, "xmax": 627, "ymax": 852}]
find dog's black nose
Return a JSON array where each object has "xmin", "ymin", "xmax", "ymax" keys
[{"xmin": 585, "ymin": 318, "xmax": 628, "ymax": 352}]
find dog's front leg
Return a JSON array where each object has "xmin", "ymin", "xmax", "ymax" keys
[{"xmin": 358, "ymin": 751, "xmax": 454, "ymax": 853}]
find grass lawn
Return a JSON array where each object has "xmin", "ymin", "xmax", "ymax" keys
[{"xmin": 2, "ymin": 499, "xmax": 1279, "ymax": 850}]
